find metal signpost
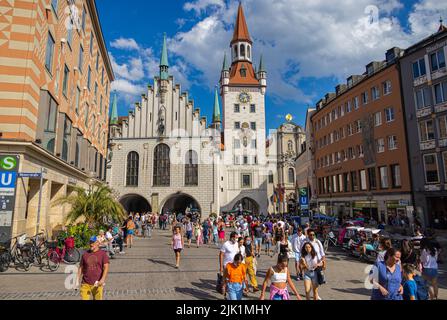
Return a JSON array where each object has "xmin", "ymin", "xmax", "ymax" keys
[{"xmin": 0, "ymin": 155, "xmax": 20, "ymax": 244}]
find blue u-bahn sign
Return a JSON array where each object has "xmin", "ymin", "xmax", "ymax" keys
[{"xmin": 299, "ymin": 187, "xmax": 309, "ymax": 209}]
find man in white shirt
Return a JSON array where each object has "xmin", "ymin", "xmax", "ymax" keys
[
  {"xmin": 105, "ymin": 228, "xmax": 115, "ymax": 257},
  {"xmin": 292, "ymin": 227, "xmax": 307, "ymax": 279},
  {"xmin": 219, "ymin": 232, "xmax": 239, "ymax": 274},
  {"xmin": 306, "ymin": 229, "xmax": 326, "ymax": 264}
]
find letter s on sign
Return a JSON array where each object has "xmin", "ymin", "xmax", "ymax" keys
[{"xmin": 1, "ymin": 157, "xmax": 17, "ymax": 170}]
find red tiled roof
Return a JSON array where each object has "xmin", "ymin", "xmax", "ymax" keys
[
  {"xmin": 231, "ymin": 3, "xmax": 252, "ymax": 45},
  {"xmin": 229, "ymin": 62, "xmax": 259, "ymax": 85}
]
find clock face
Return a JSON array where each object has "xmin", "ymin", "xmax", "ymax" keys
[{"xmin": 239, "ymin": 92, "xmax": 251, "ymax": 104}]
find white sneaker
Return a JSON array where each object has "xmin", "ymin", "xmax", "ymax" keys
[
  {"xmin": 317, "ymin": 296, "xmax": 322, "ymax": 300},
  {"xmin": 119, "ymin": 251, "xmax": 126, "ymax": 254}
]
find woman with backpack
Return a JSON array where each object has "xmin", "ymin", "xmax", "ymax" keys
[{"xmin": 421, "ymin": 240, "xmax": 439, "ymax": 300}]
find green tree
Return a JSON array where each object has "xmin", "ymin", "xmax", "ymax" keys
[{"xmin": 54, "ymin": 184, "xmax": 126, "ymax": 227}]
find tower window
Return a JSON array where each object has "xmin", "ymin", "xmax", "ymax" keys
[
  {"xmin": 240, "ymin": 44, "xmax": 246, "ymax": 58},
  {"xmin": 240, "ymin": 64, "xmax": 247, "ymax": 77},
  {"xmin": 247, "ymin": 45, "xmax": 251, "ymax": 59},
  {"xmin": 234, "ymin": 45, "xmax": 238, "ymax": 59}
]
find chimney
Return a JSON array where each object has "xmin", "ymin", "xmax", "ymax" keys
[{"xmin": 386, "ymin": 47, "xmax": 403, "ymax": 65}]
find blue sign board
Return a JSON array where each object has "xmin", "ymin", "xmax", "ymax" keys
[
  {"xmin": 18, "ymin": 173, "xmax": 42, "ymax": 178},
  {"xmin": 299, "ymin": 187, "xmax": 309, "ymax": 207},
  {"xmin": 0, "ymin": 171, "xmax": 17, "ymax": 189}
]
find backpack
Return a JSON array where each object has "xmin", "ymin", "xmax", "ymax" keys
[{"xmin": 414, "ymin": 275, "xmax": 429, "ymax": 300}]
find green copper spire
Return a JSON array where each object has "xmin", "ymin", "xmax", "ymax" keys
[
  {"xmin": 110, "ymin": 92, "xmax": 118, "ymax": 125},
  {"xmin": 222, "ymin": 52, "xmax": 229, "ymax": 71},
  {"xmin": 160, "ymin": 33, "xmax": 169, "ymax": 80},
  {"xmin": 258, "ymin": 54, "xmax": 266, "ymax": 72},
  {"xmin": 212, "ymin": 87, "xmax": 221, "ymax": 123}
]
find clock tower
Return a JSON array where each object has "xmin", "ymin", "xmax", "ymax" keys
[{"xmin": 219, "ymin": 2, "xmax": 268, "ymax": 215}]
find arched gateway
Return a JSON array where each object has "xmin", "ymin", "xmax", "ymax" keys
[
  {"xmin": 161, "ymin": 193, "xmax": 201, "ymax": 215},
  {"xmin": 119, "ymin": 194, "xmax": 152, "ymax": 214}
]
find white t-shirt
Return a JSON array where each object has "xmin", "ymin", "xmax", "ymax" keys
[
  {"xmin": 307, "ymin": 239, "xmax": 325, "ymax": 262},
  {"xmin": 105, "ymin": 232, "xmax": 113, "ymax": 241},
  {"xmin": 277, "ymin": 221, "xmax": 285, "ymax": 229},
  {"xmin": 421, "ymin": 249, "xmax": 438, "ymax": 269},
  {"xmin": 220, "ymin": 241, "xmax": 240, "ymax": 267},
  {"xmin": 292, "ymin": 234, "xmax": 307, "ymax": 253},
  {"xmin": 303, "ymin": 254, "xmax": 319, "ymax": 271}
]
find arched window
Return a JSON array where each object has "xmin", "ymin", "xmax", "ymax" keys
[
  {"xmin": 240, "ymin": 44, "xmax": 245, "ymax": 58},
  {"xmin": 185, "ymin": 150, "xmax": 198, "ymax": 186},
  {"xmin": 126, "ymin": 151, "xmax": 139, "ymax": 186},
  {"xmin": 234, "ymin": 45, "xmax": 238, "ymax": 59},
  {"xmin": 247, "ymin": 45, "xmax": 251, "ymax": 59},
  {"xmin": 288, "ymin": 168, "xmax": 295, "ymax": 184},
  {"xmin": 62, "ymin": 140, "xmax": 69, "ymax": 161},
  {"xmin": 47, "ymin": 138, "xmax": 55, "ymax": 153},
  {"xmin": 154, "ymin": 144, "xmax": 170, "ymax": 186},
  {"xmin": 268, "ymin": 171, "xmax": 274, "ymax": 184}
]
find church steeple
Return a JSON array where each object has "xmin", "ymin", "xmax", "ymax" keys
[
  {"xmin": 160, "ymin": 33, "xmax": 169, "ymax": 80},
  {"xmin": 231, "ymin": 2, "xmax": 252, "ymax": 45},
  {"xmin": 230, "ymin": 3, "xmax": 253, "ymax": 64},
  {"xmin": 110, "ymin": 92, "xmax": 118, "ymax": 125},
  {"xmin": 212, "ymin": 87, "xmax": 221, "ymax": 124},
  {"xmin": 228, "ymin": 2, "xmax": 258, "ymax": 85},
  {"xmin": 222, "ymin": 52, "xmax": 229, "ymax": 71}
]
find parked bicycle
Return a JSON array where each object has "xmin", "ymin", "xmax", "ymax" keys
[
  {"xmin": 46, "ymin": 236, "xmax": 81, "ymax": 271},
  {"xmin": 323, "ymin": 230, "xmax": 338, "ymax": 252},
  {"xmin": 0, "ymin": 233, "xmax": 32, "ymax": 272}
]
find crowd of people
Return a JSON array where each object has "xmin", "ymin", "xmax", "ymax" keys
[
  {"xmin": 369, "ymin": 236, "xmax": 441, "ymax": 300},
  {"xmin": 75, "ymin": 209, "xmax": 443, "ymax": 301},
  {"xmin": 215, "ymin": 214, "xmax": 328, "ymax": 301}
]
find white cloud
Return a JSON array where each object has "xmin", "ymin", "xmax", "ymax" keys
[
  {"xmin": 183, "ymin": 0, "xmax": 225, "ymax": 14},
  {"xmin": 110, "ymin": 54, "xmax": 145, "ymax": 81},
  {"xmin": 111, "ymin": 79, "xmax": 145, "ymax": 95},
  {"xmin": 110, "ymin": 38, "xmax": 141, "ymax": 51},
  {"xmin": 169, "ymin": 0, "xmax": 447, "ymax": 104}
]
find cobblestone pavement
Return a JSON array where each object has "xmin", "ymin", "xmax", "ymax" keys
[{"xmin": 0, "ymin": 228, "xmax": 446, "ymax": 300}]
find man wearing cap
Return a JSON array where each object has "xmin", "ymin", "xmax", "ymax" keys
[
  {"xmin": 77, "ymin": 236, "xmax": 110, "ymax": 300},
  {"xmin": 219, "ymin": 232, "xmax": 240, "ymax": 275}
]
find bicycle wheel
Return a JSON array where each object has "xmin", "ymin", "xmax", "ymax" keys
[{"xmin": 47, "ymin": 251, "xmax": 60, "ymax": 271}]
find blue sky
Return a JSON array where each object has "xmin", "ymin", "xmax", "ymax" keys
[{"xmin": 96, "ymin": 0, "xmax": 447, "ymax": 130}]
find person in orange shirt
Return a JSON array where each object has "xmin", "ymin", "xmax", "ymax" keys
[{"xmin": 222, "ymin": 254, "xmax": 248, "ymax": 300}]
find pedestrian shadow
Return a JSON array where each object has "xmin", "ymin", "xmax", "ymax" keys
[
  {"xmin": 147, "ymin": 258, "xmax": 175, "ymax": 268},
  {"xmin": 190, "ymin": 279, "xmax": 216, "ymax": 291},
  {"xmin": 331, "ymin": 287, "xmax": 371, "ymax": 297},
  {"xmin": 175, "ymin": 287, "xmax": 219, "ymax": 300}
]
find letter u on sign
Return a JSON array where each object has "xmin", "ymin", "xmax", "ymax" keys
[{"xmin": 0, "ymin": 172, "xmax": 16, "ymax": 188}]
